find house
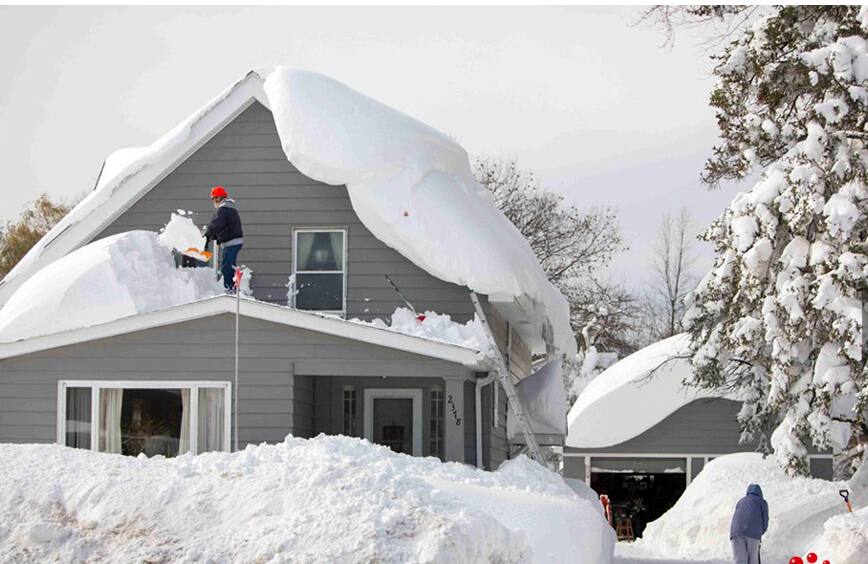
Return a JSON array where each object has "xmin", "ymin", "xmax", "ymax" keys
[
  {"xmin": 562, "ymin": 333, "xmax": 833, "ymax": 537},
  {"xmin": 0, "ymin": 69, "xmax": 574, "ymax": 470}
]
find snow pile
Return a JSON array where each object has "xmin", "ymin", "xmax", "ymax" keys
[
  {"xmin": 0, "ymin": 436, "xmax": 615, "ymax": 564},
  {"xmin": 157, "ymin": 212, "xmax": 207, "ymax": 255},
  {"xmin": 350, "ymin": 307, "xmax": 492, "ymax": 352},
  {"xmin": 632, "ymin": 453, "xmax": 862, "ymax": 564},
  {"xmin": 0, "ymin": 231, "xmax": 222, "ymax": 342},
  {"xmin": 566, "ymin": 334, "xmax": 740, "ymax": 449},
  {"xmin": 1, "ymin": 69, "xmax": 575, "ymax": 357}
]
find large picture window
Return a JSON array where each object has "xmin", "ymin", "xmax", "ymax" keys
[
  {"xmin": 58, "ymin": 381, "xmax": 231, "ymax": 456},
  {"xmin": 293, "ymin": 229, "xmax": 347, "ymax": 313}
]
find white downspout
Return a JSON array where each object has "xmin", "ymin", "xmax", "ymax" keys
[{"xmin": 475, "ymin": 372, "xmax": 496, "ymax": 469}]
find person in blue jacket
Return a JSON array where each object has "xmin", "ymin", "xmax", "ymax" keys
[
  {"xmin": 730, "ymin": 484, "xmax": 769, "ymax": 564},
  {"xmin": 204, "ymin": 186, "xmax": 243, "ymax": 291}
]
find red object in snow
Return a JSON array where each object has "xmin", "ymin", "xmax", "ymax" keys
[
  {"xmin": 806, "ymin": 554, "xmax": 818, "ymax": 564},
  {"xmin": 600, "ymin": 494, "xmax": 612, "ymax": 527},
  {"xmin": 416, "ymin": 315, "xmax": 426, "ymax": 322},
  {"xmin": 233, "ymin": 267, "xmax": 243, "ymax": 289},
  {"xmin": 790, "ymin": 558, "xmax": 804, "ymax": 564}
]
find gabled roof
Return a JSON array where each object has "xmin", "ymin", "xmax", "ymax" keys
[
  {"xmin": 0, "ymin": 69, "xmax": 576, "ymax": 356},
  {"xmin": 0, "ymin": 295, "xmax": 490, "ymax": 369},
  {"xmin": 0, "ymin": 72, "xmax": 269, "ymax": 306}
]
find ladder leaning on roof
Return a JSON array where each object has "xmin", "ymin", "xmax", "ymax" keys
[{"xmin": 468, "ymin": 290, "xmax": 545, "ymax": 465}]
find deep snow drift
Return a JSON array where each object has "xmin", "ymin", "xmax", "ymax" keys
[
  {"xmin": 0, "ymin": 437, "xmax": 615, "ymax": 564},
  {"xmin": 0, "ymin": 68, "xmax": 574, "ymax": 356},
  {"xmin": 632, "ymin": 453, "xmax": 864, "ymax": 564},
  {"xmin": 0, "ymin": 230, "xmax": 223, "ymax": 342}
]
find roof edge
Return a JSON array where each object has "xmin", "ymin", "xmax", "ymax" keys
[{"xmin": 0, "ymin": 297, "xmax": 487, "ymax": 369}]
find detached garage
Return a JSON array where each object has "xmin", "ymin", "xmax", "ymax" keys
[{"xmin": 563, "ymin": 334, "xmax": 833, "ymax": 538}]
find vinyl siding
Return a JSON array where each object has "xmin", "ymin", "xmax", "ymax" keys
[
  {"xmin": 0, "ymin": 314, "xmax": 473, "ymax": 450},
  {"xmin": 92, "ymin": 101, "xmax": 480, "ymax": 324}
]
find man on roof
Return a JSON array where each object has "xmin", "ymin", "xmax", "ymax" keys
[{"xmin": 204, "ymin": 186, "xmax": 244, "ymax": 292}]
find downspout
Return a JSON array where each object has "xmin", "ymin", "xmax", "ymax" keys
[
  {"xmin": 476, "ymin": 321, "xmax": 509, "ymax": 469},
  {"xmin": 475, "ymin": 372, "xmax": 496, "ymax": 469}
]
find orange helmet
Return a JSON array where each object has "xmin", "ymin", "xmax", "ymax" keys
[{"xmin": 211, "ymin": 186, "xmax": 227, "ymax": 199}]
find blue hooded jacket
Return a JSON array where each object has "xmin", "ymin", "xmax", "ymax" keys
[{"xmin": 730, "ymin": 484, "xmax": 769, "ymax": 540}]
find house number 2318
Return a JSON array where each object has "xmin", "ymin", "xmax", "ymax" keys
[{"xmin": 447, "ymin": 395, "xmax": 462, "ymax": 426}]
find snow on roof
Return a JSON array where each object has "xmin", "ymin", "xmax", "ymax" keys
[
  {"xmin": 566, "ymin": 334, "xmax": 740, "ymax": 449},
  {"xmin": 507, "ymin": 359, "xmax": 567, "ymax": 441},
  {"xmin": 0, "ymin": 231, "xmax": 223, "ymax": 342},
  {"xmin": 0, "ymin": 68, "xmax": 574, "ymax": 356},
  {"xmin": 1, "ymin": 436, "xmax": 615, "ymax": 564}
]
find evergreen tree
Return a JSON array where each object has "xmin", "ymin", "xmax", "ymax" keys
[{"xmin": 681, "ymin": 6, "xmax": 868, "ymax": 476}]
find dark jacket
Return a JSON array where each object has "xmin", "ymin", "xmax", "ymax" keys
[
  {"xmin": 204, "ymin": 198, "xmax": 243, "ymax": 246},
  {"xmin": 730, "ymin": 484, "xmax": 769, "ymax": 540}
]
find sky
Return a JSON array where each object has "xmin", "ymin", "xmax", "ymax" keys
[{"xmin": 0, "ymin": 6, "xmax": 746, "ymax": 288}]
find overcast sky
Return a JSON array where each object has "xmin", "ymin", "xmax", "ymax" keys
[{"xmin": 0, "ymin": 5, "xmax": 745, "ymax": 288}]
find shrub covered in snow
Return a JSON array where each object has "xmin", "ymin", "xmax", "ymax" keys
[{"xmin": 0, "ymin": 436, "xmax": 615, "ymax": 564}]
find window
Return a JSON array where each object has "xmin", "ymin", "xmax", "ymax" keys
[
  {"xmin": 293, "ymin": 229, "xmax": 347, "ymax": 313},
  {"xmin": 58, "ymin": 381, "xmax": 231, "ymax": 456},
  {"xmin": 429, "ymin": 387, "xmax": 444, "ymax": 461},
  {"xmin": 343, "ymin": 385, "xmax": 357, "ymax": 436}
]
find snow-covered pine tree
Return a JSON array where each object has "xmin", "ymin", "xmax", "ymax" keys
[{"xmin": 683, "ymin": 6, "xmax": 868, "ymax": 477}]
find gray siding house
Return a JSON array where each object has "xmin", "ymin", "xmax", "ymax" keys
[
  {"xmin": 563, "ymin": 334, "xmax": 833, "ymax": 537},
  {"xmin": 0, "ymin": 72, "xmax": 552, "ymax": 470}
]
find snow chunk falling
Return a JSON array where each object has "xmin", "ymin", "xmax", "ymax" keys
[{"xmin": 0, "ymin": 231, "xmax": 222, "ymax": 342}]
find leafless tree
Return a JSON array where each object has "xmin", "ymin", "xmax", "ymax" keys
[{"xmin": 647, "ymin": 207, "xmax": 698, "ymax": 339}]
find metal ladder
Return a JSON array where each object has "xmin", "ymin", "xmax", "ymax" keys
[{"xmin": 469, "ymin": 290, "xmax": 544, "ymax": 464}]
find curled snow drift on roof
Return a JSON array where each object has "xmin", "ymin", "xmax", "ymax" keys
[
  {"xmin": 0, "ymin": 69, "xmax": 575, "ymax": 356},
  {"xmin": 0, "ymin": 232, "xmax": 223, "ymax": 342},
  {"xmin": 566, "ymin": 334, "xmax": 739, "ymax": 449}
]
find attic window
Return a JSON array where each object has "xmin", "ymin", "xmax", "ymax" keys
[{"xmin": 292, "ymin": 229, "xmax": 347, "ymax": 314}]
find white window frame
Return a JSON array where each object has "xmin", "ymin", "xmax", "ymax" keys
[
  {"xmin": 57, "ymin": 380, "xmax": 232, "ymax": 454},
  {"xmin": 292, "ymin": 228, "xmax": 348, "ymax": 316},
  {"xmin": 364, "ymin": 388, "xmax": 423, "ymax": 457}
]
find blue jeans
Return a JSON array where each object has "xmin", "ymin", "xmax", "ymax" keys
[{"xmin": 220, "ymin": 244, "xmax": 242, "ymax": 291}]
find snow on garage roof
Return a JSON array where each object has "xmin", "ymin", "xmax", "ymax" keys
[
  {"xmin": 566, "ymin": 334, "xmax": 741, "ymax": 449},
  {"xmin": 0, "ymin": 69, "xmax": 574, "ymax": 356}
]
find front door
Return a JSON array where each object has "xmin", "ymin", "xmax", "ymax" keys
[
  {"xmin": 363, "ymin": 389, "xmax": 423, "ymax": 456},
  {"xmin": 372, "ymin": 398, "xmax": 413, "ymax": 454}
]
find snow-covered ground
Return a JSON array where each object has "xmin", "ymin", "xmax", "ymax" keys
[
  {"xmin": 629, "ymin": 453, "xmax": 866, "ymax": 564},
  {"xmin": 0, "ymin": 436, "xmax": 615, "ymax": 564}
]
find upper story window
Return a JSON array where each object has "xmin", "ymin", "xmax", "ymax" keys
[{"xmin": 293, "ymin": 228, "xmax": 347, "ymax": 314}]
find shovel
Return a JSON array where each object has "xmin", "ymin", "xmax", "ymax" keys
[
  {"xmin": 183, "ymin": 247, "xmax": 212, "ymax": 262},
  {"xmin": 840, "ymin": 489, "xmax": 853, "ymax": 513}
]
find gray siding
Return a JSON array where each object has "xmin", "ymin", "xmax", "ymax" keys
[
  {"xmin": 566, "ymin": 398, "xmax": 757, "ymax": 456},
  {"xmin": 93, "ymin": 102, "xmax": 479, "ymax": 324},
  {"xmin": 0, "ymin": 314, "xmax": 473, "ymax": 450},
  {"xmin": 482, "ymin": 381, "xmax": 509, "ymax": 470}
]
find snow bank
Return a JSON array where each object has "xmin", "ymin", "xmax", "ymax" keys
[
  {"xmin": 350, "ymin": 306, "xmax": 492, "ymax": 351},
  {"xmin": 1, "ymin": 69, "xmax": 575, "ymax": 357},
  {"xmin": 0, "ymin": 437, "xmax": 614, "ymax": 564},
  {"xmin": 566, "ymin": 334, "xmax": 740, "ymax": 448},
  {"xmin": 633, "ymin": 453, "xmax": 860, "ymax": 564},
  {"xmin": 0, "ymin": 231, "xmax": 222, "ymax": 342}
]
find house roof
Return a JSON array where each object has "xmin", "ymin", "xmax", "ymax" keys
[
  {"xmin": 0, "ymin": 295, "xmax": 490, "ymax": 369},
  {"xmin": 0, "ymin": 68, "xmax": 575, "ymax": 357},
  {"xmin": 565, "ymin": 334, "xmax": 741, "ymax": 449}
]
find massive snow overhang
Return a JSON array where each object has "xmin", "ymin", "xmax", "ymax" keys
[
  {"xmin": 507, "ymin": 359, "xmax": 567, "ymax": 446},
  {"xmin": 0, "ymin": 69, "xmax": 575, "ymax": 357},
  {"xmin": 566, "ymin": 334, "xmax": 741, "ymax": 449},
  {"xmin": 0, "ymin": 295, "xmax": 490, "ymax": 369}
]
